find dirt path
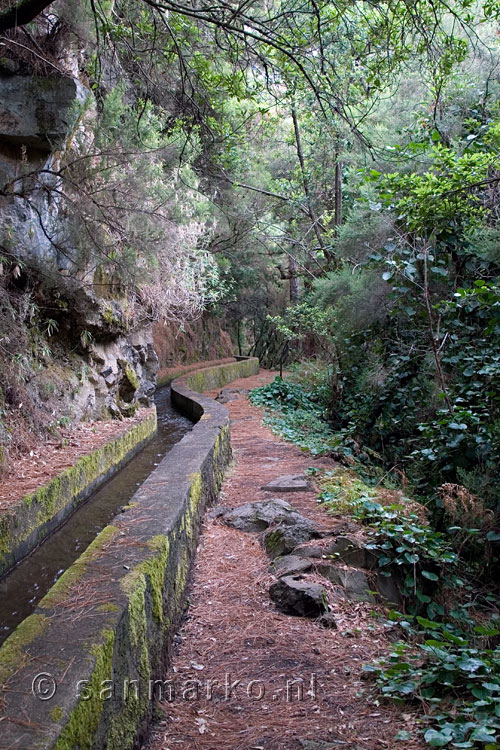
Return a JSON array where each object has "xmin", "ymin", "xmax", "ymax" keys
[{"xmin": 145, "ymin": 371, "xmax": 423, "ymax": 750}]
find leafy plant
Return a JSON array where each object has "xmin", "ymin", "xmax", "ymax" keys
[{"xmin": 366, "ymin": 620, "xmax": 500, "ymax": 748}]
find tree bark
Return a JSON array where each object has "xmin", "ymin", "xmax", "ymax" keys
[
  {"xmin": 334, "ymin": 158, "xmax": 342, "ymax": 228},
  {"xmin": 289, "ymin": 253, "xmax": 299, "ymax": 304}
]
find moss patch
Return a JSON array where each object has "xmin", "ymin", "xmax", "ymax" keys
[
  {"xmin": 54, "ymin": 629, "xmax": 115, "ymax": 750},
  {"xmin": 183, "ymin": 358, "xmax": 259, "ymax": 394},
  {"xmin": 0, "ymin": 613, "xmax": 48, "ymax": 685},
  {"xmin": 124, "ymin": 364, "xmax": 139, "ymax": 391},
  {"xmin": 0, "ymin": 411, "xmax": 156, "ymax": 577},
  {"xmin": 39, "ymin": 525, "xmax": 119, "ymax": 609},
  {"xmin": 50, "ymin": 706, "xmax": 64, "ymax": 723}
]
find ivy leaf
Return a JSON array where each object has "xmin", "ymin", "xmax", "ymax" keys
[
  {"xmin": 395, "ymin": 730, "xmax": 412, "ymax": 740},
  {"xmin": 421, "ymin": 571, "xmax": 439, "ymax": 581},
  {"xmin": 469, "ymin": 727, "xmax": 497, "ymax": 742},
  {"xmin": 417, "ymin": 616, "xmax": 441, "ymax": 629},
  {"xmin": 457, "ymin": 657, "xmax": 486, "ymax": 672},
  {"xmin": 424, "ymin": 728, "xmax": 451, "ymax": 746}
]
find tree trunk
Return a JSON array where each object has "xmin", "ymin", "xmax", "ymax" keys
[
  {"xmin": 334, "ymin": 158, "xmax": 342, "ymax": 228},
  {"xmin": 289, "ymin": 253, "xmax": 299, "ymax": 303}
]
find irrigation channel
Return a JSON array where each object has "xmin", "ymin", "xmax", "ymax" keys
[{"xmin": 0, "ymin": 385, "xmax": 193, "ymax": 646}]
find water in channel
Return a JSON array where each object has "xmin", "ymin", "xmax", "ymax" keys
[{"xmin": 0, "ymin": 386, "xmax": 193, "ymax": 646}]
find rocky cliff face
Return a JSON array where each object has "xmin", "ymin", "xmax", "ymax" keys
[{"xmin": 0, "ymin": 39, "xmax": 158, "ymax": 465}]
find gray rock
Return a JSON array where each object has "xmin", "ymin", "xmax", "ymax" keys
[
  {"xmin": 269, "ymin": 576, "xmax": 327, "ymax": 617},
  {"xmin": 293, "ymin": 542, "xmax": 327, "ymax": 559},
  {"xmin": 327, "ymin": 535, "xmax": 378, "ymax": 569},
  {"xmin": 221, "ymin": 498, "xmax": 294, "ymax": 532},
  {"xmin": 216, "ymin": 387, "xmax": 249, "ymax": 403},
  {"xmin": 375, "ymin": 572, "xmax": 402, "ymax": 606},
  {"xmin": 261, "ymin": 474, "xmax": 311, "ymax": 492},
  {"xmin": 262, "ymin": 520, "xmax": 322, "ymax": 559},
  {"xmin": 269, "ymin": 555, "xmax": 313, "ymax": 578},
  {"xmin": 316, "ymin": 564, "xmax": 374, "ymax": 603},
  {"xmin": 207, "ymin": 506, "xmax": 229, "ymax": 520},
  {"xmin": 294, "ymin": 535, "xmax": 377, "ymax": 569},
  {"xmin": 0, "ymin": 73, "xmax": 89, "ymax": 151}
]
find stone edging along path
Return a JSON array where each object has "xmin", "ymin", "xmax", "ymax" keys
[
  {"xmin": 0, "ymin": 356, "xmax": 259, "ymax": 750},
  {"xmin": 0, "ymin": 410, "xmax": 157, "ymax": 579}
]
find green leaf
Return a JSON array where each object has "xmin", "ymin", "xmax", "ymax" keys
[
  {"xmin": 417, "ymin": 616, "xmax": 442, "ymax": 630},
  {"xmin": 469, "ymin": 727, "xmax": 497, "ymax": 742},
  {"xmin": 421, "ymin": 571, "xmax": 439, "ymax": 581},
  {"xmin": 424, "ymin": 728, "xmax": 451, "ymax": 746},
  {"xmin": 395, "ymin": 730, "xmax": 412, "ymax": 740}
]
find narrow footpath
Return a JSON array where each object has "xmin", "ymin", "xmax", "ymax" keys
[{"xmin": 145, "ymin": 371, "xmax": 424, "ymax": 750}]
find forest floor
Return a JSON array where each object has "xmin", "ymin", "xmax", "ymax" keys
[{"xmin": 145, "ymin": 370, "xmax": 425, "ymax": 750}]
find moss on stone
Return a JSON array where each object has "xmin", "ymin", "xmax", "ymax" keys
[
  {"xmin": 50, "ymin": 706, "xmax": 63, "ymax": 723},
  {"xmin": 0, "ymin": 514, "xmax": 10, "ymax": 558},
  {"xmin": 54, "ymin": 629, "xmax": 115, "ymax": 750},
  {"xmin": 40, "ymin": 525, "xmax": 119, "ymax": 609},
  {"xmin": 142, "ymin": 536, "xmax": 170, "ymax": 623},
  {"xmin": 111, "ymin": 572, "xmax": 150, "ymax": 747},
  {"xmin": 0, "ymin": 613, "xmax": 48, "ymax": 684},
  {"xmin": 124, "ymin": 364, "xmax": 139, "ymax": 391},
  {"xmin": 189, "ymin": 471, "xmax": 203, "ymax": 512},
  {"xmin": 183, "ymin": 358, "xmax": 259, "ymax": 394},
  {"xmin": 264, "ymin": 529, "xmax": 282, "ymax": 555},
  {"xmin": 0, "ymin": 411, "xmax": 156, "ymax": 577},
  {"xmin": 102, "ymin": 304, "xmax": 120, "ymax": 327}
]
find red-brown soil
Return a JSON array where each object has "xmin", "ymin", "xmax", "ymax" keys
[{"xmin": 145, "ymin": 371, "xmax": 424, "ymax": 750}]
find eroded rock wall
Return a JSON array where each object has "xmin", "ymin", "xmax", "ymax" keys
[{"xmin": 0, "ymin": 26, "xmax": 158, "ymax": 458}]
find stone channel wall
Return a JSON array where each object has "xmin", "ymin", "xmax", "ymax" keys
[
  {"xmin": 0, "ymin": 357, "xmax": 259, "ymax": 750},
  {"xmin": 0, "ymin": 409, "xmax": 158, "ymax": 579}
]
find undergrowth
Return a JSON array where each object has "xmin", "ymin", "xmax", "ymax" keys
[
  {"xmin": 250, "ymin": 375, "xmax": 500, "ymax": 749},
  {"xmin": 249, "ymin": 375, "xmax": 338, "ymax": 455}
]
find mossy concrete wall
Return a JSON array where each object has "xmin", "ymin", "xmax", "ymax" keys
[
  {"xmin": 171, "ymin": 356, "xmax": 259, "ymax": 420},
  {"xmin": 0, "ymin": 410, "xmax": 157, "ymax": 578},
  {"xmin": 0, "ymin": 357, "xmax": 258, "ymax": 750}
]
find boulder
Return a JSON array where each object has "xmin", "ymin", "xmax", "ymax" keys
[
  {"xmin": 327, "ymin": 535, "xmax": 377, "ymax": 569},
  {"xmin": 262, "ymin": 520, "xmax": 322, "ymax": 559},
  {"xmin": 261, "ymin": 474, "xmax": 311, "ymax": 492},
  {"xmin": 269, "ymin": 576, "xmax": 327, "ymax": 617},
  {"xmin": 220, "ymin": 498, "xmax": 294, "ymax": 532},
  {"xmin": 375, "ymin": 571, "xmax": 402, "ymax": 606},
  {"xmin": 269, "ymin": 555, "xmax": 313, "ymax": 578},
  {"xmin": 216, "ymin": 387, "xmax": 249, "ymax": 403},
  {"xmin": 294, "ymin": 535, "xmax": 377, "ymax": 569},
  {"xmin": 220, "ymin": 499, "xmax": 316, "ymax": 534},
  {"xmin": 293, "ymin": 542, "xmax": 327, "ymax": 559},
  {"xmin": 316, "ymin": 563, "xmax": 374, "ymax": 603}
]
